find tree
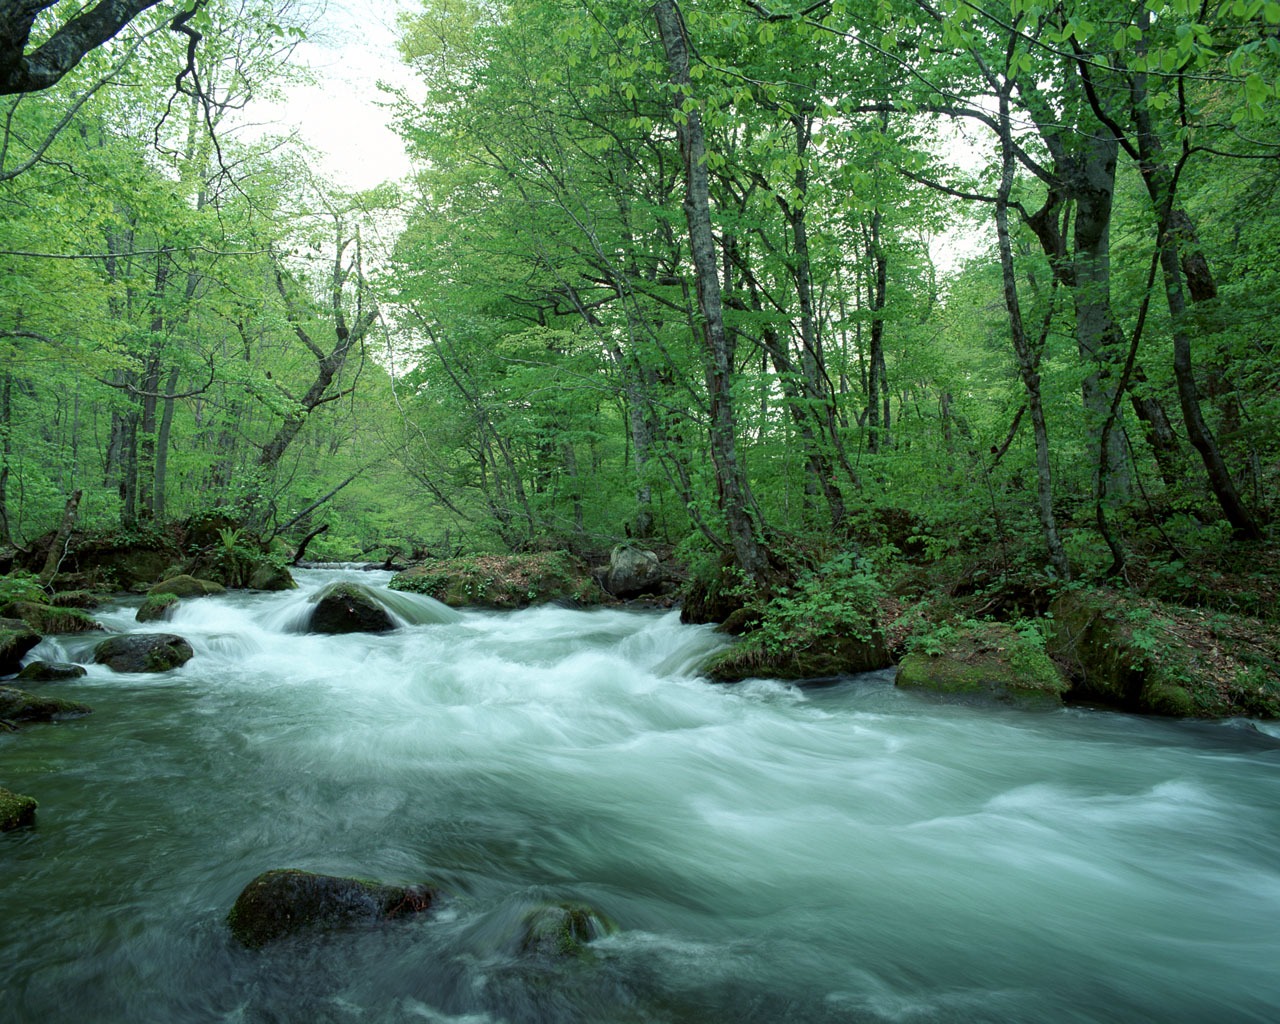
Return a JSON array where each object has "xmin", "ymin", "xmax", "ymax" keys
[{"xmin": 0, "ymin": 0, "xmax": 168, "ymax": 94}]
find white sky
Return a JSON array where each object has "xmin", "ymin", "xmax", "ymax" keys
[{"xmin": 276, "ymin": 0, "xmax": 418, "ymax": 190}]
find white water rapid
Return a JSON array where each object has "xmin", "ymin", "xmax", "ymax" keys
[{"xmin": 3, "ymin": 567, "xmax": 1278, "ymax": 1023}]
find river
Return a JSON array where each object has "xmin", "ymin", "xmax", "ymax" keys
[{"xmin": 3, "ymin": 567, "xmax": 1278, "ymax": 1023}]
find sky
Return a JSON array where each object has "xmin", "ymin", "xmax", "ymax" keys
[{"xmin": 275, "ymin": 0, "xmax": 418, "ymax": 190}]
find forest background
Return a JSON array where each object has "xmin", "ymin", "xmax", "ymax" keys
[{"xmin": 2, "ymin": 0, "xmax": 1278, "ymax": 712}]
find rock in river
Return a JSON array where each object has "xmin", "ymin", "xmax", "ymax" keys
[
  {"xmin": 93, "ymin": 633, "xmax": 194, "ymax": 673},
  {"xmin": 227, "ymin": 869, "xmax": 439, "ymax": 949},
  {"xmin": 307, "ymin": 582, "xmax": 395, "ymax": 634}
]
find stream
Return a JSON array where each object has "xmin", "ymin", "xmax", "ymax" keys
[{"xmin": 3, "ymin": 567, "xmax": 1279, "ymax": 1023}]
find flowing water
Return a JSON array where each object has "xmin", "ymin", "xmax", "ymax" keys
[{"xmin": 3, "ymin": 568, "xmax": 1279, "ymax": 1023}]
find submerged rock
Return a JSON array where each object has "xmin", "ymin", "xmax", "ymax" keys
[
  {"xmin": 519, "ymin": 901, "xmax": 616, "ymax": 958},
  {"xmin": 0, "ymin": 787, "xmax": 37, "ymax": 831},
  {"xmin": 227, "ymin": 869, "xmax": 439, "ymax": 949},
  {"xmin": 15, "ymin": 660, "xmax": 87, "ymax": 683},
  {"xmin": 147, "ymin": 575, "xmax": 225, "ymax": 599},
  {"xmin": 1, "ymin": 617, "xmax": 41, "ymax": 675},
  {"xmin": 93, "ymin": 633, "xmax": 194, "ymax": 673},
  {"xmin": 0, "ymin": 684, "xmax": 92, "ymax": 722},
  {"xmin": 307, "ymin": 582, "xmax": 395, "ymax": 634},
  {"xmin": 603, "ymin": 544, "xmax": 663, "ymax": 599}
]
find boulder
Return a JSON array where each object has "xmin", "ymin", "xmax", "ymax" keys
[
  {"xmin": 136, "ymin": 592, "xmax": 179, "ymax": 623},
  {"xmin": 307, "ymin": 582, "xmax": 395, "ymax": 634},
  {"xmin": 519, "ymin": 901, "xmax": 615, "ymax": 958},
  {"xmin": 247, "ymin": 563, "xmax": 296, "ymax": 591},
  {"xmin": 0, "ymin": 685, "xmax": 92, "ymax": 722},
  {"xmin": 0, "ymin": 788, "xmax": 37, "ymax": 831},
  {"xmin": 895, "ymin": 622, "xmax": 1068, "ymax": 705},
  {"xmin": 2, "ymin": 600, "xmax": 101, "ymax": 635},
  {"xmin": 702, "ymin": 632, "xmax": 891, "ymax": 683},
  {"xmin": 0, "ymin": 617, "xmax": 40, "ymax": 675},
  {"xmin": 603, "ymin": 544, "xmax": 663, "ymax": 599},
  {"xmin": 390, "ymin": 552, "xmax": 603, "ymax": 609},
  {"xmin": 93, "ymin": 633, "xmax": 194, "ymax": 673},
  {"xmin": 15, "ymin": 661, "xmax": 87, "ymax": 682},
  {"xmin": 227, "ymin": 869, "xmax": 439, "ymax": 949},
  {"xmin": 147, "ymin": 575, "xmax": 225, "ymax": 599},
  {"xmin": 1047, "ymin": 590, "xmax": 1198, "ymax": 716}
]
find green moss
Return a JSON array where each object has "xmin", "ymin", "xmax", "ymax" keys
[
  {"xmin": 702, "ymin": 632, "xmax": 889, "ymax": 683},
  {"xmin": 136, "ymin": 592, "xmax": 180, "ymax": 623},
  {"xmin": 896, "ymin": 622, "xmax": 1068, "ymax": 704},
  {"xmin": 0, "ymin": 685, "xmax": 92, "ymax": 721},
  {"xmin": 1, "ymin": 601, "xmax": 101, "ymax": 634},
  {"xmin": 519, "ymin": 901, "xmax": 616, "ymax": 958},
  {"xmin": 0, "ymin": 787, "xmax": 37, "ymax": 831}
]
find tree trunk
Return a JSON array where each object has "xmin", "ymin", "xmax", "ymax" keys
[
  {"xmin": 654, "ymin": 0, "xmax": 767, "ymax": 581},
  {"xmin": 995, "ymin": 87, "xmax": 1070, "ymax": 578},
  {"xmin": 1129, "ymin": 11, "xmax": 1261, "ymax": 540}
]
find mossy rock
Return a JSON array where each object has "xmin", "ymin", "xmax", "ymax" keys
[
  {"xmin": 15, "ymin": 660, "xmax": 87, "ymax": 683},
  {"xmin": 148, "ymin": 575, "xmax": 225, "ymax": 599},
  {"xmin": 307, "ymin": 582, "xmax": 395, "ymax": 634},
  {"xmin": 390, "ymin": 552, "xmax": 604, "ymax": 609},
  {"xmin": 2, "ymin": 600, "xmax": 101, "ymax": 635},
  {"xmin": 0, "ymin": 788, "xmax": 37, "ymax": 831},
  {"xmin": 0, "ymin": 685, "xmax": 92, "ymax": 722},
  {"xmin": 680, "ymin": 554, "xmax": 751, "ymax": 625},
  {"xmin": 49, "ymin": 590, "xmax": 102, "ymax": 610},
  {"xmin": 227, "ymin": 869, "xmax": 439, "ymax": 949},
  {"xmin": 136, "ymin": 592, "xmax": 180, "ymax": 623},
  {"xmin": 0, "ymin": 617, "xmax": 40, "ymax": 675},
  {"xmin": 182, "ymin": 548, "xmax": 295, "ymax": 591},
  {"xmin": 702, "ymin": 631, "xmax": 890, "ymax": 683},
  {"xmin": 519, "ymin": 901, "xmax": 617, "ymax": 958},
  {"xmin": 895, "ymin": 622, "xmax": 1068, "ymax": 705},
  {"xmin": 93, "ymin": 633, "xmax": 194, "ymax": 673}
]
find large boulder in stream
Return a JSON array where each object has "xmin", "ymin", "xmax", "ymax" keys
[
  {"xmin": 603, "ymin": 544, "xmax": 664, "ymax": 599},
  {"xmin": 136, "ymin": 592, "xmax": 179, "ymax": 623},
  {"xmin": 519, "ymin": 901, "xmax": 616, "ymax": 958},
  {"xmin": 93, "ymin": 633, "xmax": 194, "ymax": 673},
  {"xmin": 227, "ymin": 869, "xmax": 439, "ymax": 949},
  {"xmin": 0, "ymin": 684, "xmax": 92, "ymax": 722},
  {"xmin": 308, "ymin": 582, "xmax": 395, "ymax": 634},
  {"xmin": 2, "ymin": 601, "xmax": 101, "ymax": 635},
  {"xmin": 0, "ymin": 617, "xmax": 40, "ymax": 675},
  {"xmin": 390, "ymin": 552, "xmax": 604, "ymax": 609}
]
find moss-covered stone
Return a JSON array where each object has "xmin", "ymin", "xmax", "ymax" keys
[
  {"xmin": 1044, "ymin": 589, "xmax": 1276, "ymax": 717},
  {"xmin": 702, "ymin": 632, "xmax": 890, "ymax": 683},
  {"xmin": 148, "ymin": 575, "xmax": 226, "ymax": 599},
  {"xmin": 895, "ymin": 622, "xmax": 1068, "ymax": 705},
  {"xmin": 247, "ymin": 563, "xmax": 297, "ymax": 591},
  {"xmin": 0, "ymin": 685, "xmax": 92, "ymax": 721},
  {"xmin": 15, "ymin": 660, "xmax": 87, "ymax": 682},
  {"xmin": 227, "ymin": 869, "xmax": 439, "ymax": 949},
  {"xmin": 93, "ymin": 633, "xmax": 194, "ymax": 673},
  {"xmin": 390, "ymin": 552, "xmax": 604, "ymax": 609},
  {"xmin": 307, "ymin": 582, "xmax": 395, "ymax": 634},
  {"xmin": 182, "ymin": 547, "xmax": 295, "ymax": 591},
  {"xmin": 519, "ymin": 901, "xmax": 616, "ymax": 958},
  {"xmin": 48, "ymin": 590, "xmax": 102, "ymax": 610},
  {"xmin": 0, "ymin": 787, "xmax": 37, "ymax": 831},
  {"xmin": 2, "ymin": 600, "xmax": 101, "ymax": 635},
  {"xmin": 136, "ymin": 592, "xmax": 180, "ymax": 623},
  {"xmin": 0, "ymin": 616, "xmax": 40, "ymax": 675}
]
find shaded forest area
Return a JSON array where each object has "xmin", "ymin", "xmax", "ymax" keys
[{"xmin": 2, "ymin": 0, "xmax": 1279, "ymax": 714}]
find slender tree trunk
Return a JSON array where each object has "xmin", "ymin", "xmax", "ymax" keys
[
  {"xmin": 0, "ymin": 373, "xmax": 11, "ymax": 544},
  {"xmin": 1129, "ymin": 12, "xmax": 1261, "ymax": 540},
  {"xmin": 654, "ymin": 0, "xmax": 767, "ymax": 581},
  {"xmin": 153, "ymin": 365, "xmax": 179, "ymax": 518},
  {"xmin": 995, "ymin": 87, "xmax": 1070, "ymax": 578}
]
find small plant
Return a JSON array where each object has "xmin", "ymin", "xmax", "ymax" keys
[
  {"xmin": 0, "ymin": 571, "xmax": 45, "ymax": 608},
  {"xmin": 217, "ymin": 526, "xmax": 243, "ymax": 551}
]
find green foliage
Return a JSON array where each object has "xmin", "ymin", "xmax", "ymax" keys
[
  {"xmin": 758, "ymin": 551, "xmax": 885, "ymax": 655},
  {"xmin": 0, "ymin": 572, "xmax": 45, "ymax": 608}
]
